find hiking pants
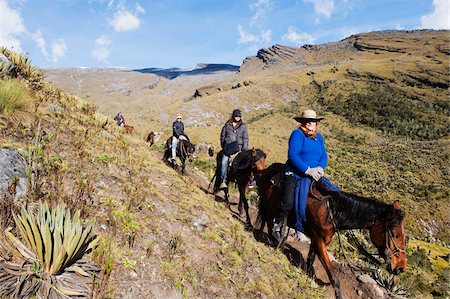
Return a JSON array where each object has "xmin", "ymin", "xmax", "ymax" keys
[
  {"xmin": 275, "ymin": 173, "xmax": 297, "ymax": 224},
  {"xmin": 171, "ymin": 136, "xmax": 187, "ymax": 158},
  {"xmin": 221, "ymin": 154, "xmax": 229, "ymax": 182}
]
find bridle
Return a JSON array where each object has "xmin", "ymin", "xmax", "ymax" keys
[
  {"xmin": 309, "ymin": 184, "xmax": 405, "ymax": 271},
  {"xmin": 179, "ymin": 140, "xmax": 194, "ymax": 162},
  {"xmin": 384, "ymin": 224, "xmax": 406, "ymax": 264}
]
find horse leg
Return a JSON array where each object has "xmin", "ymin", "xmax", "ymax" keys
[
  {"xmin": 239, "ymin": 188, "xmax": 253, "ymax": 231},
  {"xmin": 181, "ymin": 160, "xmax": 186, "ymax": 174},
  {"xmin": 315, "ymin": 239, "xmax": 342, "ymax": 299},
  {"xmin": 304, "ymin": 242, "xmax": 317, "ymax": 278}
]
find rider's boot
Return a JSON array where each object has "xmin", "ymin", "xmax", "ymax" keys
[
  {"xmin": 272, "ymin": 218, "xmax": 285, "ymax": 248},
  {"xmin": 219, "ymin": 180, "xmax": 227, "ymax": 190}
]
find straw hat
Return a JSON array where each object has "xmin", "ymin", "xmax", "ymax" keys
[{"xmin": 293, "ymin": 109, "xmax": 324, "ymax": 122}]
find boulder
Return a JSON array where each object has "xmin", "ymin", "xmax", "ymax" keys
[
  {"xmin": 0, "ymin": 149, "xmax": 27, "ymax": 199},
  {"xmin": 0, "ymin": 53, "xmax": 18, "ymax": 77}
]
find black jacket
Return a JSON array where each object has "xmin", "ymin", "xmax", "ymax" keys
[
  {"xmin": 172, "ymin": 121, "xmax": 185, "ymax": 138},
  {"xmin": 220, "ymin": 120, "xmax": 249, "ymax": 151}
]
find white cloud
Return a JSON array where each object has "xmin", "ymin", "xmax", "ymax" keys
[
  {"xmin": 32, "ymin": 30, "xmax": 49, "ymax": 59},
  {"xmin": 237, "ymin": 24, "xmax": 259, "ymax": 44},
  {"xmin": 249, "ymin": 0, "xmax": 272, "ymax": 26},
  {"xmin": 51, "ymin": 39, "xmax": 67, "ymax": 63},
  {"xmin": 110, "ymin": 9, "xmax": 141, "ymax": 32},
  {"xmin": 394, "ymin": 24, "xmax": 404, "ymax": 30},
  {"xmin": 135, "ymin": 3, "xmax": 145, "ymax": 14},
  {"xmin": 92, "ymin": 35, "xmax": 112, "ymax": 62},
  {"xmin": 420, "ymin": 0, "xmax": 449, "ymax": 29},
  {"xmin": 282, "ymin": 26, "xmax": 315, "ymax": 45},
  {"xmin": 340, "ymin": 27, "xmax": 359, "ymax": 38},
  {"xmin": 0, "ymin": 0, "xmax": 26, "ymax": 51},
  {"xmin": 237, "ymin": 24, "xmax": 272, "ymax": 46},
  {"xmin": 304, "ymin": 0, "xmax": 335, "ymax": 18},
  {"xmin": 260, "ymin": 29, "xmax": 272, "ymax": 43}
]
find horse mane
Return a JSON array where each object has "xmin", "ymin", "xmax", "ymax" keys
[
  {"xmin": 329, "ymin": 190, "xmax": 394, "ymax": 229},
  {"xmin": 180, "ymin": 139, "xmax": 194, "ymax": 150},
  {"xmin": 232, "ymin": 149, "xmax": 266, "ymax": 171}
]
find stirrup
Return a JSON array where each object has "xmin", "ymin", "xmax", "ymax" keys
[
  {"xmin": 272, "ymin": 220, "xmax": 286, "ymax": 248},
  {"xmin": 219, "ymin": 181, "xmax": 228, "ymax": 190}
]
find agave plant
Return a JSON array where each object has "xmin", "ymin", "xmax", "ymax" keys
[{"xmin": 0, "ymin": 202, "xmax": 99, "ymax": 298}]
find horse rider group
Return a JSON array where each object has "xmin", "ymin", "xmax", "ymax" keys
[{"xmin": 167, "ymin": 107, "xmax": 340, "ymax": 246}]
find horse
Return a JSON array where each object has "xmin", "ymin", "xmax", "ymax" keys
[
  {"xmin": 212, "ymin": 148, "xmax": 267, "ymax": 230},
  {"xmin": 163, "ymin": 137, "xmax": 196, "ymax": 174},
  {"xmin": 256, "ymin": 163, "xmax": 407, "ymax": 299},
  {"xmin": 123, "ymin": 124, "xmax": 134, "ymax": 134},
  {"xmin": 145, "ymin": 131, "xmax": 156, "ymax": 147}
]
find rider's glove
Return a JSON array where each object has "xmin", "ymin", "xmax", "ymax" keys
[{"xmin": 305, "ymin": 167, "xmax": 323, "ymax": 181}]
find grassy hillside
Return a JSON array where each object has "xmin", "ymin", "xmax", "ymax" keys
[
  {"xmin": 2, "ymin": 30, "xmax": 449, "ymax": 298},
  {"xmin": 0, "ymin": 48, "xmax": 323, "ymax": 298}
]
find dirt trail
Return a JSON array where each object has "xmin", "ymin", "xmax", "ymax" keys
[
  {"xmin": 145, "ymin": 147, "xmax": 382, "ymax": 298},
  {"xmin": 194, "ymin": 177, "xmax": 381, "ymax": 299}
]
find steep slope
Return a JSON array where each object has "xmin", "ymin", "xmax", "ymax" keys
[
  {"xmin": 39, "ymin": 30, "xmax": 450, "ymax": 298},
  {"xmin": 1, "ymin": 51, "xmax": 326, "ymax": 298}
]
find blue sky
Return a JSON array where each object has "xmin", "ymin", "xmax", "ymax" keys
[{"xmin": 0, "ymin": 0, "xmax": 448, "ymax": 69}]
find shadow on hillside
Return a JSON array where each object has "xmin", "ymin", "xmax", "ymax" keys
[{"xmin": 132, "ymin": 64, "xmax": 239, "ymax": 79}]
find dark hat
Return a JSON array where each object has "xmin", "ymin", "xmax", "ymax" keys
[
  {"xmin": 293, "ymin": 109, "xmax": 324, "ymax": 122},
  {"xmin": 232, "ymin": 109, "xmax": 242, "ymax": 117}
]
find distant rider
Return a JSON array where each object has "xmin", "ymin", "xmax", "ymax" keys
[
  {"xmin": 171, "ymin": 114, "xmax": 189, "ymax": 162},
  {"xmin": 115, "ymin": 112, "xmax": 125, "ymax": 127}
]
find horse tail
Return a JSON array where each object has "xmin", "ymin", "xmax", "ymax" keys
[{"xmin": 211, "ymin": 151, "xmax": 223, "ymax": 193}]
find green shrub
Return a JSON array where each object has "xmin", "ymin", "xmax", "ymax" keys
[
  {"xmin": 321, "ymin": 85, "xmax": 450, "ymax": 140},
  {"xmin": 0, "ymin": 79, "xmax": 32, "ymax": 113},
  {"xmin": 0, "ymin": 202, "xmax": 99, "ymax": 298}
]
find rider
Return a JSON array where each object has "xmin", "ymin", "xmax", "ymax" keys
[
  {"xmin": 115, "ymin": 112, "xmax": 125, "ymax": 127},
  {"xmin": 219, "ymin": 109, "xmax": 249, "ymax": 189},
  {"xmin": 171, "ymin": 114, "xmax": 189, "ymax": 162},
  {"xmin": 272, "ymin": 109, "xmax": 338, "ymax": 244}
]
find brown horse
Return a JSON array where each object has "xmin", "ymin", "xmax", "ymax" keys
[
  {"xmin": 123, "ymin": 124, "xmax": 134, "ymax": 134},
  {"xmin": 213, "ymin": 148, "xmax": 267, "ymax": 230},
  {"xmin": 163, "ymin": 137, "xmax": 196, "ymax": 174},
  {"xmin": 256, "ymin": 163, "xmax": 407, "ymax": 299},
  {"xmin": 145, "ymin": 131, "xmax": 155, "ymax": 147}
]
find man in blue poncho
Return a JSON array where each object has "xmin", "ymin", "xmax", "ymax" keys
[{"xmin": 272, "ymin": 109, "xmax": 338, "ymax": 245}]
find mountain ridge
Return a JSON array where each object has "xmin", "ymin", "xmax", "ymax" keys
[{"xmin": 5, "ymin": 29, "xmax": 447, "ymax": 298}]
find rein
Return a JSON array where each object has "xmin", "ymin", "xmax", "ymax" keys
[{"xmin": 309, "ymin": 182, "xmax": 403, "ymax": 273}]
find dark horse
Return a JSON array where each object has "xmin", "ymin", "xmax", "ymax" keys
[
  {"xmin": 163, "ymin": 137, "xmax": 196, "ymax": 174},
  {"xmin": 257, "ymin": 163, "xmax": 407, "ymax": 299},
  {"xmin": 212, "ymin": 148, "xmax": 267, "ymax": 230}
]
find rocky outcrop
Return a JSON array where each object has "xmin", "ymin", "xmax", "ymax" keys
[
  {"xmin": 0, "ymin": 149, "xmax": 27, "ymax": 199},
  {"xmin": 353, "ymin": 40, "xmax": 407, "ymax": 53},
  {"xmin": 0, "ymin": 53, "xmax": 17, "ymax": 77},
  {"xmin": 256, "ymin": 44, "xmax": 298, "ymax": 65},
  {"xmin": 240, "ymin": 44, "xmax": 298, "ymax": 72}
]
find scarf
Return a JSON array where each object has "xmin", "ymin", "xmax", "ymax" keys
[{"xmin": 299, "ymin": 125, "xmax": 317, "ymax": 139}]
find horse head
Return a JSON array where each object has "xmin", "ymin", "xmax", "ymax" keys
[
  {"xmin": 251, "ymin": 148, "xmax": 268, "ymax": 172},
  {"xmin": 371, "ymin": 200, "xmax": 407, "ymax": 275}
]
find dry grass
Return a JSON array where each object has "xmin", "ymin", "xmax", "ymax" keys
[{"xmin": 1, "ymin": 30, "xmax": 448, "ymax": 298}]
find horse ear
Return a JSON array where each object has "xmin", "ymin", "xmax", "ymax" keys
[
  {"xmin": 393, "ymin": 200, "xmax": 401, "ymax": 210},
  {"xmin": 251, "ymin": 147, "xmax": 257, "ymax": 157},
  {"xmin": 263, "ymin": 149, "xmax": 270, "ymax": 157}
]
